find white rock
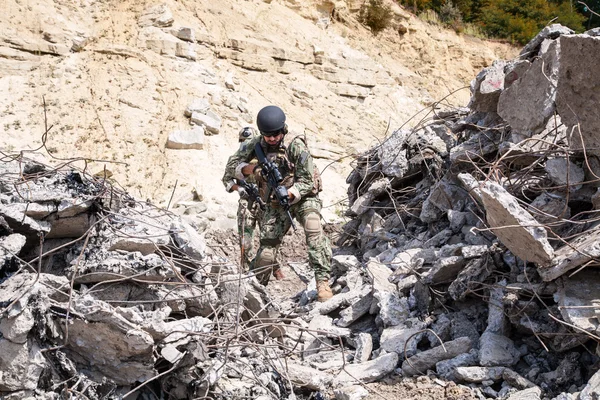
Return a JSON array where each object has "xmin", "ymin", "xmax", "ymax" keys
[
  {"xmin": 167, "ymin": 127, "xmax": 205, "ymax": 150},
  {"xmin": 191, "ymin": 110, "xmax": 222, "ymax": 135},
  {"xmin": 334, "ymin": 385, "xmax": 369, "ymax": 400}
]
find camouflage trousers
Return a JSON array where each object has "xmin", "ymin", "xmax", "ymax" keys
[
  {"xmin": 237, "ymin": 199, "xmax": 263, "ymax": 270},
  {"xmin": 251, "ymin": 196, "xmax": 331, "ymax": 285}
]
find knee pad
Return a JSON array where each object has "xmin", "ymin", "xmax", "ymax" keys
[
  {"xmin": 256, "ymin": 247, "xmax": 277, "ymax": 268},
  {"xmin": 304, "ymin": 213, "xmax": 322, "ymax": 238}
]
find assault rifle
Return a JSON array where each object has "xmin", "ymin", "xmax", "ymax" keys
[
  {"xmin": 254, "ymin": 143, "xmax": 296, "ymax": 230},
  {"xmin": 235, "ymin": 178, "xmax": 265, "ymax": 211}
]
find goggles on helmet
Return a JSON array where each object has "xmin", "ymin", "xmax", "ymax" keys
[{"xmin": 260, "ymin": 129, "xmax": 284, "ymax": 138}]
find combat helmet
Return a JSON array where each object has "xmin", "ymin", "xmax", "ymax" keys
[{"xmin": 256, "ymin": 105, "xmax": 287, "ymax": 136}]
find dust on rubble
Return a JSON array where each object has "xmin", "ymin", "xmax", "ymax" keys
[{"xmin": 206, "ymin": 224, "xmax": 343, "ymax": 301}]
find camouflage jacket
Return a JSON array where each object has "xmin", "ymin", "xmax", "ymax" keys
[{"xmin": 222, "ymin": 135, "xmax": 321, "ymax": 204}]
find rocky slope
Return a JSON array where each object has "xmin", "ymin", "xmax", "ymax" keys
[{"xmin": 0, "ymin": 0, "xmax": 516, "ymax": 227}]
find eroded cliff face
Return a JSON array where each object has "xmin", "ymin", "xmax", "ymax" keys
[{"xmin": 0, "ymin": 0, "xmax": 516, "ymax": 224}]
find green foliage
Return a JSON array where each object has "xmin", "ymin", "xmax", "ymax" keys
[
  {"xmin": 358, "ymin": 0, "xmax": 393, "ymax": 35},
  {"xmin": 463, "ymin": 21, "xmax": 488, "ymax": 38},
  {"xmin": 398, "ymin": 0, "xmax": 433, "ymax": 14},
  {"xmin": 418, "ymin": 8, "xmax": 442, "ymax": 23},
  {"xmin": 401, "ymin": 0, "xmax": 595, "ymax": 43},
  {"xmin": 553, "ymin": 1, "xmax": 586, "ymax": 31},
  {"xmin": 479, "ymin": 0, "xmax": 586, "ymax": 44},
  {"xmin": 440, "ymin": 0, "xmax": 464, "ymax": 31}
]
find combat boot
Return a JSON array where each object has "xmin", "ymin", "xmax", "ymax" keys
[
  {"xmin": 316, "ymin": 280, "xmax": 333, "ymax": 302},
  {"xmin": 273, "ymin": 268, "xmax": 285, "ymax": 280}
]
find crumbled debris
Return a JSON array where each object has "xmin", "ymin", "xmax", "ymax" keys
[{"xmin": 2, "ymin": 24, "xmax": 600, "ymax": 400}]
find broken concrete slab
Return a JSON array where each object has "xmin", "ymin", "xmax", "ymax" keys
[
  {"xmin": 0, "ymin": 307, "xmax": 35, "ymax": 344},
  {"xmin": 422, "ymin": 255, "xmax": 467, "ymax": 284},
  {"xmin": 306, "ymin": 350, "xmax": 351, "ymax": 371},
  {"xmin": 435, "ymin": 349, "xmax": 479, "ymax": 381},
  {"xmin": 555, "ymin": 268, "xmax": 600, "ymax": 334},
  {"xmin": 502, "ymin": 368, "xmax": 537, "ymax": 390},
  {"xmin": 108, "ymin": 209, "xmax": 171, "ymax": 255},
  {"xmin": 0, "ymin": 339, "xmax": 46, "ymax": 391},
  {"xmin": 331, "ymin": 254, "xmax": 361, "ymax": 275},
  {"xmin": 372, "ymin": 291, "xmax": 409, "ymax": 328},
  {"xmin": 480, "ymin": 181, "xmax": 554, "ymax": 267},
  {"xmin": 378, "ymin": 130, "xmax": 409, "ymax": 178},
  {"xmin": 545, "ymin": 158, "xmax": 585, "ymax": 190},
  {"xmin": 333, "ymin": 352, "xmax": 398, "ymax": 385},
  {"xmin": 519, "ymin": 24, "xmax": 573, "ymax": 58},
  {"xmin": 498, "ymin": 40, "xmax": 559, "ymax": 136},
  {"xmin": 366, "ymin": 260, "xmax": 396, "ymax": 292},
  {"xmin": 337, "ymin": 292, "xmax": 374, "ymax": 327},
  {"xmin": 401, "ymin": 336, "xmax": 472, "ymax": 376},
  {"xmin": 486, "ymin": 280, "xmax": 509, "ymax": 335},
  {"xmin": 454, "ymin": 366, "xmax": 505, "ymax": 383},
  {"xmin": 73, "ymin": 252, "xmax": 177, "ymax": 283},
  {"xmin": 0, "ymin": 273, "xmax": 69, "ymax": 317},
  {"xmin": 62, "ymin": 298, "xmax": 155, "ymax": 385},
  {"xmin": 353, "ymin": 332, "xmax": 373, "ymax": 363},
  {"xmin": 450, "ymin": 132, "xmax": 499, "ymax": 163},
  {"xmin": 285, "ymin": 362, "xmax": 333, "ymax": 390},
  {"xmin": 57, "ymin": 199, "xmax": 93, "ymax": 218},
  {"xmin": 347, "ymin": 178, "xmax": 390, "ymax": 217},
  {"xmin": 334, "ymin": 385, "xmax": 369, "ymax": 400},
  {"xmin": 468, "ymin": 60, "xmax": 507, "ymax": 113},
  {"xmin": 2, "ymin": 202, "xmax": 56, "ymax": 220},
  {"xmin": 170, "ymin": 220, "xmax": 206, "ymax": 261},
  {"xmin": 579, "ymin": 367, "xmax": 600, "ymax": 400},
  {"xmin": 556, "ymin": 35, "xmax": 600, "ymax": 155},
  {"xmin": 505, "ymin": 387, "xmax": 542, "ymax": 400},
  {"xmin": 308, "ymin": 314, "xmax": 351, "ymax": 339},
  {"xmin": 527, "ymin": 192, "xmax": 570, "ymax": 225},
  {"xmin": 458, "ymin": 172, "xmax": 484, "ymax": 204},
  {"xmin": 379, "ymin": 318, "xmax": 428, "ymax": 356},
  {"xmin": 45, "ymin": 213, "xmax": 92, "ymax": 239},
  {"xmin": 161, "ymin": 317, "xmax": 212, "ymax": 343},
  {"xmin": 0, "ymin": 233, "xmax": 26, "ymax": 266},
  {"xmin": 0, "ymin": 205, "xmax": 51, "ymax": 238},
  {"xmin": 479, "ymin": 331, "xmax": 521, "ymax": 367},
  {"xmin": 538, "ymin": 224, "xmax": 600, "ymax": 281}
]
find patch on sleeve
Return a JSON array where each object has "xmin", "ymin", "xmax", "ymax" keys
[
  {"xmin": 239, "ymin": 143, "xmax": 247, "ymax": 151},
  {"xmin": 299, "ymin": 151, "xmax": 308, "ymax": 165}
]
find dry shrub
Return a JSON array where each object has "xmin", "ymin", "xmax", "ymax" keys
[{"xmin": 358, "ymin": 0, "xmax": 393, "ymax": 35}]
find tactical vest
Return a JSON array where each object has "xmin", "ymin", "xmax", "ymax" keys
[{"xmin": 258, "ymin": 136, "xmax": 322, "ymax": 200}]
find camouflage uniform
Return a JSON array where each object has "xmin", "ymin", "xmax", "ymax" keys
[
  {"xmin": 222, "ymin": 134, "xmax": 331, "ymax": 285},
  {"xmin": 223, "ymin": 129, "xmax": 263, "ymax": 270},
  {"xmin": 236, "ymin": 197, "xmax": 262, "ymax": 269}
]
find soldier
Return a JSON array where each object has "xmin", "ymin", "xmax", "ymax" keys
[
  {"xmin": 222, "ymin": 127, "xmax": 268, "ymax": 272},
  {"xmin": 222, "ymin": 105, "xmax": 333, "ymax": 302}
]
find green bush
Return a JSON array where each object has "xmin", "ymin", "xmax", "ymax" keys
[
  {"xmin": 358, "ymin": 0, "xmax": 393, "ymax": 35},
  {"xmin": 440, "ymin": 0, "xmax": 462, "ymax": 24},
  {"xmin": 440, "ymin": 0, "xmax": 464, "ymax": 32},
  {"xmin": 480, "ymin": 0, "xmax": 586, "ymax": 44}
]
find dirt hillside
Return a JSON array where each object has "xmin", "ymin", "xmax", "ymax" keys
[{"xmin": 0, "ymin": 0, "xmax": 517, "ymax": 227}]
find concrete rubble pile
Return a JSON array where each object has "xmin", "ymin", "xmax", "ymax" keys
[
  {"xmin": 0, "ymin": 157, "xmax": 325, "ymax": 399},
  {"xmin": 330, "ymin": 25, "xmax": 600, "ymax": 400},
  {"xmin": 3, "ymin": 24, "xmax": 600, "ymax": 400}
]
